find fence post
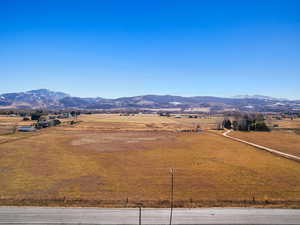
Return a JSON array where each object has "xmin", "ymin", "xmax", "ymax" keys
[
  {"xmin": 139, "ymin": 206, "xmax": 142, "ymax": 225},
  {"xmin": 169, "ymin": 168, "xmax": 175, "ymax": 225},
  {"xmin": 138, "ymin": 202, "xmax": 143, "ymax": 225}
]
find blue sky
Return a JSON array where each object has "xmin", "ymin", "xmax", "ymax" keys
[{"xmin": 0, "ymin": 0, "xmax": 300, "ymax": 99}]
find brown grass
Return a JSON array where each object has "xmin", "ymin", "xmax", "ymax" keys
[
  {"xmin": 271, "ymin": 118, "xmax": 300, "ymax": 129},
  {"xmin": 230, "ymin": 130, "xmax": 300, "ymax": 158},
  {"xmin": 0, "ymin": 114, "xmax": 300, "ymax": 207}
]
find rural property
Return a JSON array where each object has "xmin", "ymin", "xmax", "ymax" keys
[{"xmin": 1, "ymin": 114, "xmax": 300, "ymax": 208}]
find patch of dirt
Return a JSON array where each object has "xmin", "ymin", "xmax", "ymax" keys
[
  {"xmin": 71, "ymin": 137, "xmax": 99, "ymax": 145},
  {"xmin": 0, "ymin": 168, "xmax": 8, "ymax": 173},
  {"xmin": 52, "ymin": 176, "xmax": 105, "ymax": 193},
  {"xmin": 24, "ymin": 176, "xmax": 105, "ymax": 197},
  {"xmin": 69, "ymin": 131, "xmax": 178, "ymax": 152}
]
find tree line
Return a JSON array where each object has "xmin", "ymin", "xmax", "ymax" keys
[{"xmin": 222, "ymin": 112, "xmax": 270, "ymax": 131}]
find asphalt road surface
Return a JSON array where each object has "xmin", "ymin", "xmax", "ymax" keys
[{"xmin": 0, "ymin": 207, "xmax": 300, "ymax": 224}]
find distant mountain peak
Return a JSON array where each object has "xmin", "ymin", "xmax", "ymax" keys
[
  {"xmin": 26, "ymin": 89, "xmax": 69, "ymax": 96},
  {"xmin": 0, "ymin": 89, "xmax": 298, "ymax": 112},
  {"xmin": 0, "ymin": 89, "xmax": 70, "ymax": 109},
  {"xmin": 27, "ymin": 88, "xmax": 50, "ymax": 92},
  {"xmin": 233, "ymin": 94, "xmax": 288, "ymax": 101}
]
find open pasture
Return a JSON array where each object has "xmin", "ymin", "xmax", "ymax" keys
[
  {"xmin": 270, "ymin": 118, "xmax": 300, "ymax": 133},
  {"xmin": 0, "ymin": 115, "xmax": 20, "ymax": 135},
  {"xmin": 0, "ymin": 115, "xmax": 38, "ymax": 143},
  {"xmin": 230, "ymin": 130, "xmax": 300, "ymax": 158},
  {"xmin": 71, "ymin": 113, "xmax": 223, "ymax": 131},
  {"xmin": 0, "ymin": 114, "xmax": 300, "ymax": 207}
]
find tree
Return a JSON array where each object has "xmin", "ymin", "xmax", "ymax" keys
[
  {"xmin": 70, "ymin": 111, "xmax": 76, "ymax": 117},
  {"xmin": 232, "ymin": 121, "xmax": 239, "ymax": 130},
  {"xmin": 31, "ymin": 112, "xmax": 42, "ymax": 121},
  {"xmin": 223, "ymin": 119, "xmax": 232, "ymax": 129},
  {"xmin": 231, "ymin": 112, "xmax": 270, "ymax": 132},
  {"xmin": 11, "ymin": 124, "xmax": 17, "ymax": 134},
  {"xmin": 255, "ymin": 121, "xmax": 270, "ymax": 131}
]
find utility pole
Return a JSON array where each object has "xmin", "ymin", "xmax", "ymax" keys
[{"xmin": 169, "ymin": 168, "xmax": 175, "ymax": 225}]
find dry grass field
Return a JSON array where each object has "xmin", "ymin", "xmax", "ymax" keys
[
  {"xmin": 0, "ymin": 115, "xmax": 19, "ymax": 135},
  {"xmin": 230, "ymin": 130, "xmax": 300, "ymax": 158},
  {"xmin": 0, "ymin": 114, "xmax": 300, "ymax": 208},
  {"xmin": 0, "ymin": 115, "xmax": 38, "ymax": 143},
  {"xmin": 271, "ymin": 118, "xmax": 300, "ymax": 129},
  {"xmin": 230, "ymin": 117, "xmax": 300, "ymax": 158},
  {"xmin": 75, "ymin": 114, "xmax": 222, "ymax": 131}
]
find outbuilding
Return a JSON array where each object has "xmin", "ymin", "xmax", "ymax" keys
[{"xmin": 18, "ymin": 126, "xmax": 36, "ymax": 132}]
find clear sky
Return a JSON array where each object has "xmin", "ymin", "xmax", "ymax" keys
[{"xmin": 1, "ymin": 0, "xmax": 300, "ymax": 99}]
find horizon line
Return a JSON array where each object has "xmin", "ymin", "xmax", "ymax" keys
[{"xmin": 0, "ymin": 88, "xmax": 298, "ymax": 101}]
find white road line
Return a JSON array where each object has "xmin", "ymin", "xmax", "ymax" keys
[{"xmin": 222, "ymin": 130, "xmax": 300, "ymax": 163}]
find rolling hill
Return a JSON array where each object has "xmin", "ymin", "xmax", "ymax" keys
[{"xmin": 0, "ymin": 89, "xmax": 299, "ymax": 112}]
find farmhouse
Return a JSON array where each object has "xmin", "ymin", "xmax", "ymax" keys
[
  {"xmin": 36, "ymin": 116, "xmax": 49, "ymax": 128},
  {"xmin": 158, "ymin": 112, "xmax": 170, "ymax": 117},
  {"xmin": 35, "ymin": 116, "xmax": 61, "ymax": 129},
  {"xmin": 57, "ymin": 113, "xmax": 71, "ymax": 119}
]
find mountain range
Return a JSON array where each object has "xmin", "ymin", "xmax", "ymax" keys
[{"xmin": 0, "ymin": 89, "xmax": 299, "ymax": 112}]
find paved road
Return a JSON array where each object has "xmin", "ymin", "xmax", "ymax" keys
[
  {"xmin": 222, "ymin": 130, "xmax": 300, "ymax": 163},
  {"xmin": 0, "ymin": 207, "xmax": 300, "ymax": 224}
]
